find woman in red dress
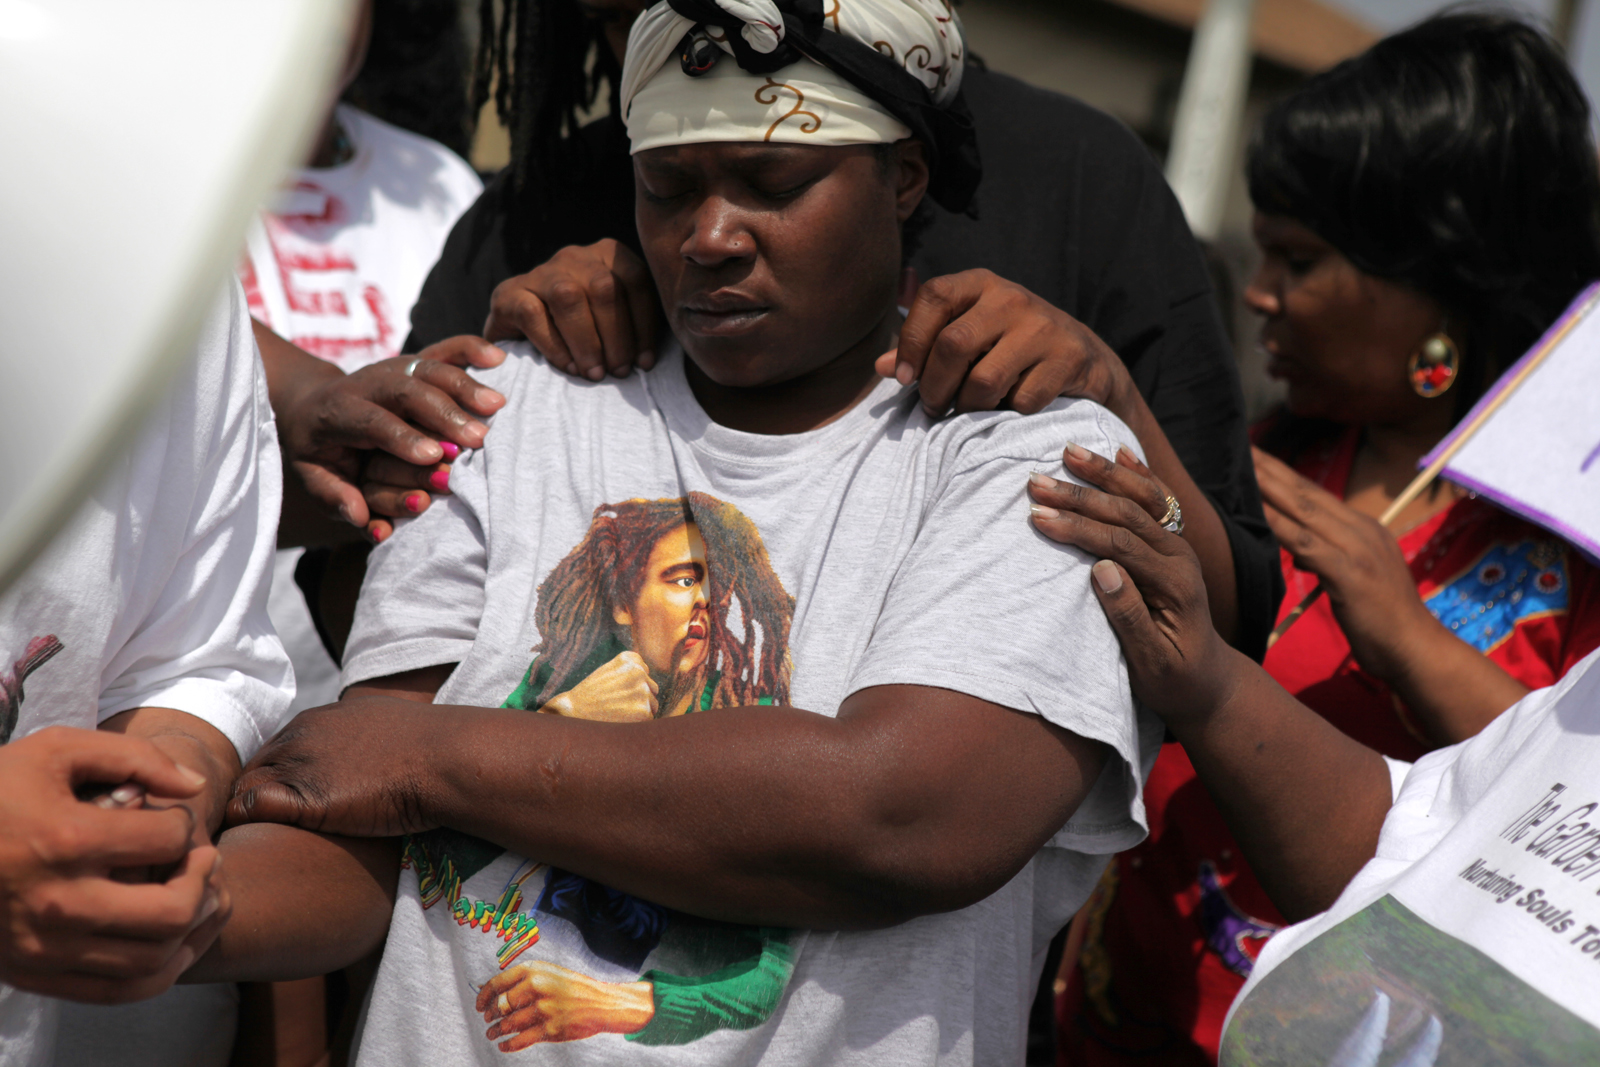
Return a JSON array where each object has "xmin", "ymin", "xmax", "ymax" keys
[{"xmin": 1060, "ymin": 13, "xmax": 1600, "ymax": 1064}]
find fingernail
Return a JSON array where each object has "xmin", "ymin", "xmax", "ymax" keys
[
  {"xmin": 212, "ymin": 853, "xmax": 224, "ymax": 875},
  {"xmin": 404, "ymin": 492, "xmax": 425, "ymax": 513},
  {"xmin": 174, "ymin": 947, "xmax": 197, "ymax": 975},
  {"xmin": 1030, "ymin": 504, "xmax": 1060, "ymax": 519},
  {"xmin": 479, "ymin": 389, "xmax": 504, "ymax": 407},
  {"xmin": 429, "ymin": 470, "xmax": 450, "ymax": 493},
  {"xmin": 896, "ymin": 363, "xmax": 916, "ymax": 386},
  {"xmin": 178, "ymin": 766, "xmax": 207, "ymax": 789},
  {"xmin": 1029, "ymin": 471, "xmax": 1057, "ymax": 488},
  {"xmin": 111, "ymin": 783, "xmax": 145, "ymax": 806},
  {"xmin": 1065, "ymin": 443, "xmax": 1091, "ymax": 462},
  {"xmin": 1092, "ymin": 560, "xmax": 1123, "ymax": 594},
  {"xmin": 199, "ymin": 893, "xmax": 220, "ymax": 921},
  {"xmin": 586, "ymin": 366, "xmax": 605, "ymax": 381},
  {"xmin": 367, "ymin": 522, "xmax": 388, "ymax": 544},
  {"xmin": 465, "ymin": 420, "xmax": 489, "ymax": 440},
  {"xmin": 1116, "ymin": 446, "xmax": 1137, "ymax": 464},
  {"xmin": 338, "ymin": 503, "xmax": 356, "ymax": 526},
  {"xmin": 438, "ymin": 441, "xmax": 461, "ymax": 461}
]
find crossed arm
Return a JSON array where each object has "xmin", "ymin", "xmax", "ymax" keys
[{"xmin": 190, "ymin": 676, "xmax": 1108, "ymax": 982}]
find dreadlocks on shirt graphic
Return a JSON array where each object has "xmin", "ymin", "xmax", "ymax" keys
[{"xmin": 404, "ymin": 494, "xmax": 799, "ymax": 1052}]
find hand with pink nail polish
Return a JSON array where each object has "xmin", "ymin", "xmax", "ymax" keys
[{"xmin": 261, "ymin": 322, "xmax": 506, "ymax": 540}]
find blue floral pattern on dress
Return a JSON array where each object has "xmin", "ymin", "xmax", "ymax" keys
[{"xmin": 1424, "ymin": 540, "xmax": 1569, "ymax": 653}]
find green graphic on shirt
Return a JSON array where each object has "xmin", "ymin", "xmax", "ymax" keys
[
  {"xmin": 408, "ymin": 494, "xmax": 797, "ymax": 1052},
  {"xmin": 1222, "ymin": 894, "xmax": 1600, "ymax": 1066}
]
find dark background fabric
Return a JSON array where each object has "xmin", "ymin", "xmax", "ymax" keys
[{"xmin": 404, "ymin": 66, "xmax": 1281, "ymax": 659}]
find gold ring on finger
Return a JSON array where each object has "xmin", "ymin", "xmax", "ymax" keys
[{"xmin": 1157, "ymin": 494, "xmax": 1184, "ymax": 536}]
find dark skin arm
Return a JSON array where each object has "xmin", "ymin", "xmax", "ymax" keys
[
  {"xmin": 229, "ymin": 675, "xmax": 1109, "ymax": 931},
  {"xmin": 182, "ymin": 825, "xmax": 397, "ymax": 984},
  {"xmin": 100, "ymin": 707, "xmax": 240, "ymax": 840},
  {"xmin": 1027, "ymin": 447, "xmax": 1392, "ymax": 920},
  {"xmin": 252, "ymin": 320, "xmax": 507, "ymax": 545},
  {"xmin": 1252, "ymin": 448, "xmax": 1528, "ymax": 744}
]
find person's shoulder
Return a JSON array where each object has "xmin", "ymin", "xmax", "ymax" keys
[
  {"xmin": 928, "ymin": 398, "xmax": 1142, "ymax": 473},
  {"xmin": 339, "ymin": 105, "xmax": 483, "ymax": 201},
  {"xmin": 471, "ymin": 340, "xmax": 568, "ymax": 394},
  {"xmin": 962, "ymin": 66, "xmax": 1157, "ymax": 168},
  {"xmin": 471, "ymin": 340, "xmax": 661, "ymax": 418},
  {"xmin": 175, "ymin": 279, "xmax": 264, "ymax": 430}
]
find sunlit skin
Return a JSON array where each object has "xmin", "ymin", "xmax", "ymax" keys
[
  {"xmin": 201, "ymin": 79, "xmax": 1116, "ymax": 1023},
  {"xmin": 613, "ymin": 523, "xmax": 710, "ymax": 716},
  {"xmin": 635, "ymin": 141, "xmax": 927, "ymax": 434},
  {"xmin": 1237, "ymin": 209, "xmax": 1529, "ymax": 745},
  {"xmin": 1244, "ymin": 210, "xmax": 1473, "ymax": 532},
  {"xmin": 1245, "ymin": 213, "xmax": 1455, "ymax": 437}
]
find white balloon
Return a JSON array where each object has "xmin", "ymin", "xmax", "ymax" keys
[{"xmin": 0, "ymin": 0, "xmax": 357, "ymax": 595}]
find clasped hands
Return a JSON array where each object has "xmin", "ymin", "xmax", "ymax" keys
[{"xmin": 0, "ymin": 729, "xmax": 230, "ymax": 1004}]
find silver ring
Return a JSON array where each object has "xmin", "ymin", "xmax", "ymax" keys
[
  {"xmin": 1157, "ymin": 494, "xmax": 1184, "ymax": 536},
  {"xmin": 403, "ymin": 357, "xmax": 424, "ymax": 377}
]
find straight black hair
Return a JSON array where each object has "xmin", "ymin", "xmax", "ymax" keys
[{"xmin": 1248, "ymin": 9, "xmax": 1600, "ymax": 435}]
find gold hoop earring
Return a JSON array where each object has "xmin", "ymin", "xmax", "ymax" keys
[{"xmin": 1408, "ymin": 333, "xmax": 1459, "ymax": 398}]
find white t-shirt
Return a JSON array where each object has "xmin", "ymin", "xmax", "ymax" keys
[
  {"xmin": 240, "ymin": 103, "xmax": 482, "ymax": 713},
  {"xmin": 239, "ymin": 103, "xmax": 482, "ymax": 372},
  {"xmin": 0, "ymin": 281, "xmax": 294, "ymax": 1067},
  {"xmin": 1221, "ymin": 646, "xmax": 1600, "ymax": 1065},
  {"xmin": 341, "ymin": 343, "xmax": 1161, "ymax": 1066}
]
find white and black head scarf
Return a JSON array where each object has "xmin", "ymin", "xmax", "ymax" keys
[{"xmin": 620, "ymin": 0, "xmax": 981, "ymax": 214}]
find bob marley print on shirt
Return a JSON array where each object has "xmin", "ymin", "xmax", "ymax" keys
[{"xmin": 403, "ymin": 493, "xmax": 797, "ymax": 1052}]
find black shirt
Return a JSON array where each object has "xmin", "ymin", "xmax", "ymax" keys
[{"xmin": 404, "ymin": 66, "xmax": 1281, "ymax": 658}]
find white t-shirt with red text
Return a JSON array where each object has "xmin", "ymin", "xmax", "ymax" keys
[
  {"xmin": 239, "ymin": 104, "xmax": 481, "ymax": 372},
  {"xmin": 241, "ymin": 104, "xmax": 481, "ymax": 712}
]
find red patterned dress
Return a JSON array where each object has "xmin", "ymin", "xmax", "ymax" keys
[{"xmin": 1057, "ymin": 425, "xmax": 1600, "ymax": 1066}]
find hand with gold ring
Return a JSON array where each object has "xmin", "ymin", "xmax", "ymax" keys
[
  {"xmin": 270, "ymin": 332, "xmax": 509, "ymax": 544},
  {"xmin": 476, "ymin": 960, "xmax": 655, "ymax": 1049},
  {"xmin": 1156, "ymin": 493, "xmax": 1184, "ymax": 536},
  {"xmin": 1027, "ymin": 442, "xmax": 1180, "ymax": 532},
  {"xmin": 1023, "ymin": 443, "xmax": 1233, "ymax": 729}
]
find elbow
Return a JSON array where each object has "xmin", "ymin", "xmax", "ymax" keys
[
  {"xmin": 810, "ymin": 803, "xmax": 1037, "ymax": 931},
  {"xmin": 822, "ymin": 838, "xmax": 1028, "ymax": 931}
]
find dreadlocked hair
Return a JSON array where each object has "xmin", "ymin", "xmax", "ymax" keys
[
  {"xmin": 473, "ymin": 0, "xmax": 622, "ymax": 240},
  {"xmin": 530, "ymin": 493, "xmax": 794, "ymax": 712}
]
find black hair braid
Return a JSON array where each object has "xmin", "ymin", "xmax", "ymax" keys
[{"xmin": 472, "ymin": 0, "xmax": 622, "ymax": 260}]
